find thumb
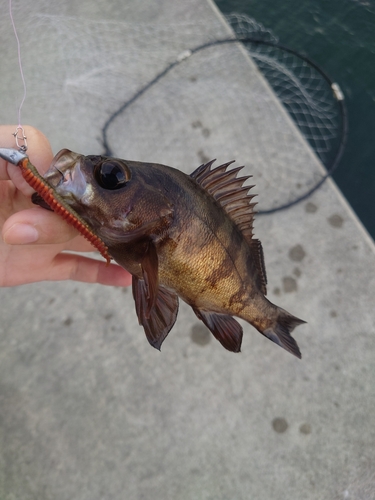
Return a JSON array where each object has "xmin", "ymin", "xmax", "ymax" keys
[{"xmin": 2, "ymin": 207, "xmax": 80, "ymax": 245}]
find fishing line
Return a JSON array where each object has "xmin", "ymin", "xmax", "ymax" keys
[{"xmin": 9, "ymin": 0, "xmax": 28, "ymax": 151}]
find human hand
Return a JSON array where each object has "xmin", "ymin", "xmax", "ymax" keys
[{"xmin": 0, "ymin": 125, "xmax": 132, "ymax": 287}]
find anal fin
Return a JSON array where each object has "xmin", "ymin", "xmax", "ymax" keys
[
  {"xmin": 132, "ymin": 277, "xmax": 179, "ymax": 350},
  {"xmin": 193, "ymin": 308, "xmax": 243, "ymax": 353}
]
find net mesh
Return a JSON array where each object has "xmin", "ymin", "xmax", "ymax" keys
[{"xmin": 227, "ymin": 13, "xmax": 344, "ymax": 172}]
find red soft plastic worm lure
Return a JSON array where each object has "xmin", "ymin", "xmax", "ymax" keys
[{"xmin": 19, "ymin": 157, "xmax": 111, "ymax": 265}]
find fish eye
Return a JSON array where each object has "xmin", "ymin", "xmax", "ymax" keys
[{"xmin": 94, "ymin": 161, "xmax": 128, "ymax": 190}]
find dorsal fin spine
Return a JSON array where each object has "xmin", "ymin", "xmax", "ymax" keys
[
  {"xmin": 192, "ymin": 159, "xmax": 217, "ymax": 183},
  {"xmin": 209, "ymin": 174, "xmax": 249, "ymax": 194},
  {"xmin": 201, "ymin": 164, "xmax": 238, "ymax": 188},
  {"xmin": 219, "ymin": 187, "xmax": 256, "ymax": 205}
]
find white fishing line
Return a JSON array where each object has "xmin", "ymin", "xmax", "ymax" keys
[{"xmin": 9, "ymin": 0, "xmax": 27, "ymax": 128}]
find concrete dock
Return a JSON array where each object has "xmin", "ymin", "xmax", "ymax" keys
[{"xmin": 0, "ymin": 0, "xmax": 374, "ymax": 498}]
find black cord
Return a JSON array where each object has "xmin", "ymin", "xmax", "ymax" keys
[{"xmin": 101, "ymin": 36, "xmax": 348, "ymax": 215}]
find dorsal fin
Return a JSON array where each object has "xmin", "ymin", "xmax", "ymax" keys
[
  {"xmin": 249, "ymin": 239, "xmax": 268, "ymax": 295},
  {"xmin": 191, "ymin": 159, "xmax": 267, "ymax": 294},
  {"xmin": 191, "ymin": 159, "xmax": 257, "ymax": 240}
]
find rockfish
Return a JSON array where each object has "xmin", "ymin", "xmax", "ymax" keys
[{"xmin": 3, "ymin": 148, "xmax": 305, "ymax": 357}]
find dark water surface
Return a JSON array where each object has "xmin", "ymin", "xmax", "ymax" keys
[{"xmin": 215, "ymin": 0, "xmax": 375, "ymax": 240}]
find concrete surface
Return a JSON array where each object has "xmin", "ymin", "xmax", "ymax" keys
[{"xmin": 0, "ymin": 0, "xmax": 374, "ymax": 499}]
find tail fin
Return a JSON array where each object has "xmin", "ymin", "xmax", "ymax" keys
[{"xmin": 263, "ymin": 309, "xmax": 305, "ymax": 358}]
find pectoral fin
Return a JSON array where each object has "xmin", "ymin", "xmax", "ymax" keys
[
  {"xmin": 192, "ymin": 308, "xmax": 243, "ymax": 352},
  {"xmin": 132, "ymin": 277, "xmax": 179, "ymax": 350},
  {"xmin": 140, "ymin": 242, "xmax": 159, "ymax": 318}
]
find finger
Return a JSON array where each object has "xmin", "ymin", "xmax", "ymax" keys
[
  {"xmin": 3, "ymin": 207, "xmax": 105, "ymax": 254},
  {"xmin": 50, "ymin": 253, "xmax": 133, "ymax": 287},
  {"xmin": 2, "ymin": 207, "xmax": 80, "ymax": 245},
  {"xmin": 64, "ymin": 235, "xmax": 102, "ymax": 253},
  {"xmin": 0, "ymin": 249, "xmax": 132, "ymax": 287}
]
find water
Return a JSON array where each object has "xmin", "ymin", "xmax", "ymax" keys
[{"xmin": 215, "ymin": 0, "xmax": 375, "ymax": 240}]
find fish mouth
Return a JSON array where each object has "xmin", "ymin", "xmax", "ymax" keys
[
  {"xmin": 31, "ymin": 191, "xmax": 54, "ymax": 210},
  {"xmin": 47, "ymin": 149, "xmax": 87, "ymax": 198},
  {"xmin": 32, "ymin": 149, "xmax": 88, "ymax": 210}
]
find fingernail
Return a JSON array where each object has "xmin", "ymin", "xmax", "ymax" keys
[{"xmin": 4, "ymin": 223, "xmax": 39, "ymax": 244}]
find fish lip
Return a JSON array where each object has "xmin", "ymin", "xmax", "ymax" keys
[
  {"xmin": 55, "ymin": 161, "xmax": 87, "ymax": 199},
  {"xmin": 44, "ymin": 152, "xmax": 87, "ymax": 200}
]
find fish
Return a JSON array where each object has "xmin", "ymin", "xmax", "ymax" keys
[{"xmin": 30, "ymin": 149, "xmax": 305, "ymax": 357}]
